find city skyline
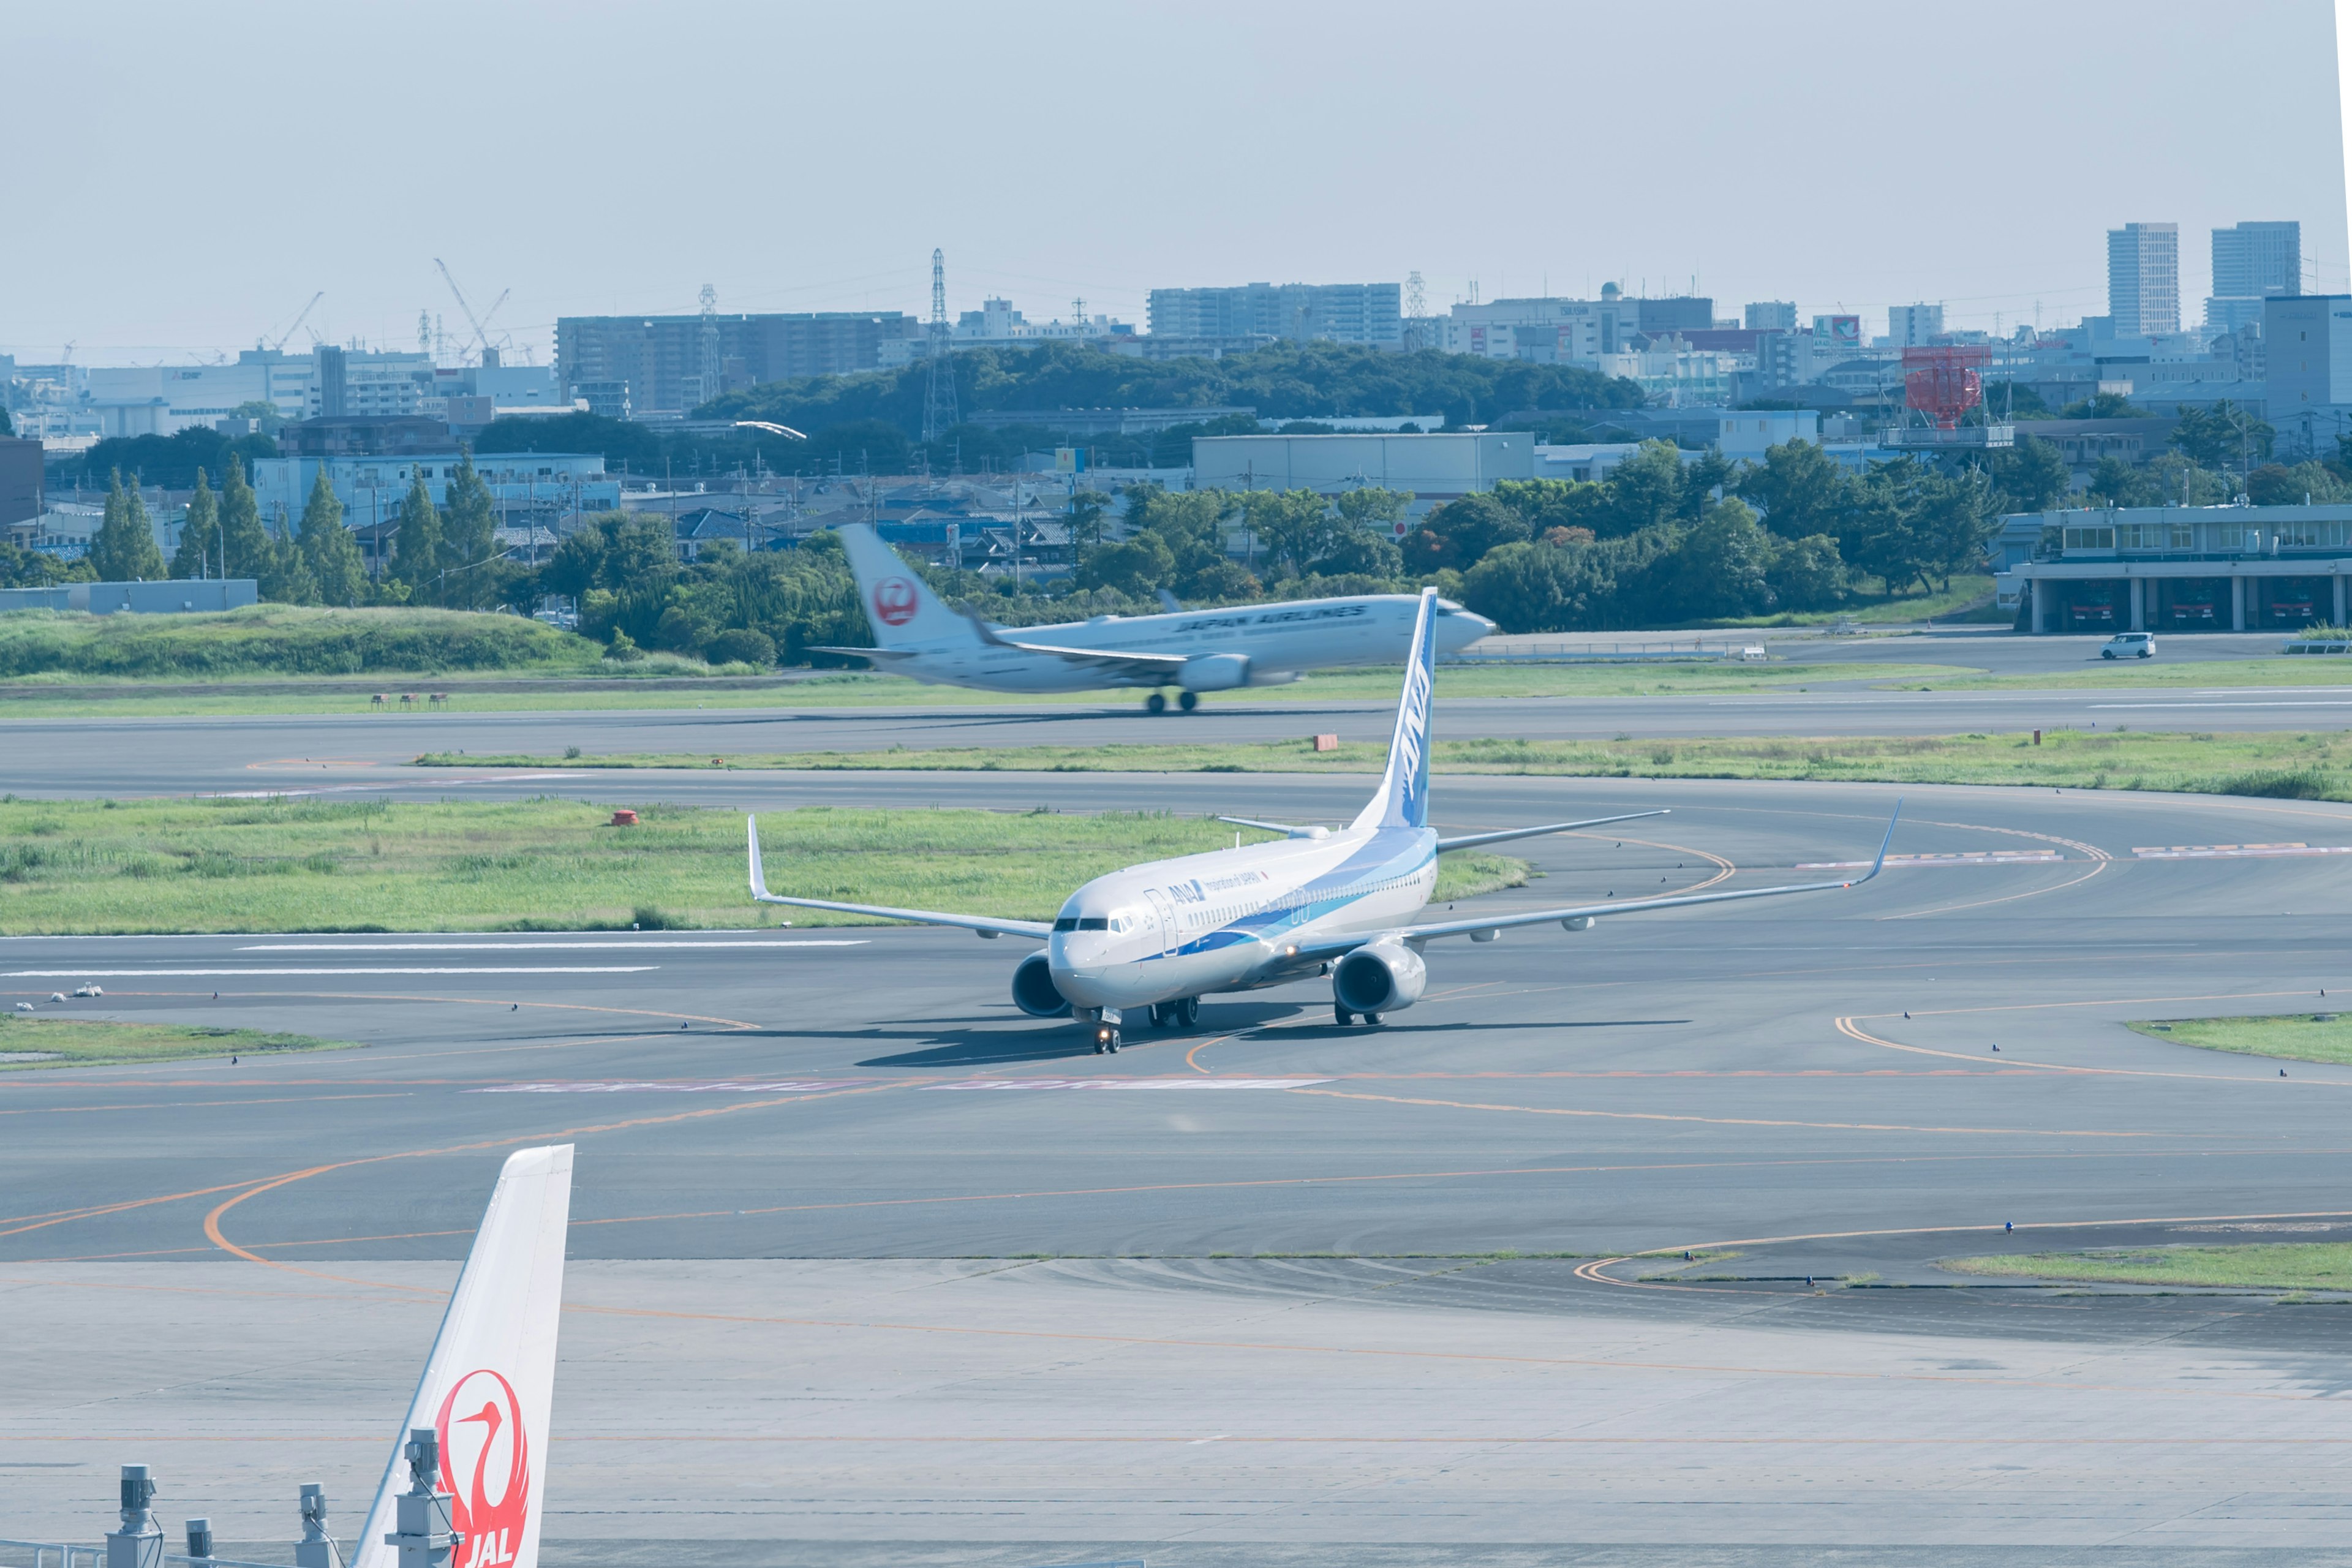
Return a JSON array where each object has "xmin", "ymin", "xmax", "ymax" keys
[{"xmin": 4, "ymin": 0, "xmax": 2346, "ymax": 365}]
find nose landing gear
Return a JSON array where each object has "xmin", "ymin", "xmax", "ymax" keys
[{"xmin": 1093, "ymin": 1024, "xmax": 1121, "ymax": 1054}]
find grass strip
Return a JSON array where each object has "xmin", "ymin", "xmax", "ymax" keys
[
  {"xmin": 423, "ymin": 728, "xmax": 2352, "ymax": 801},
  {"xmin": 2130, "ymin": 1013, "xmax": 2352, "ymax": 1065},
  {"xmin": 0, "ymin": 660, "xmax": 1960, "ymax": 717},
  {"xmin": 0, "ymin": 1017, "xmax": 353, "ymax": 1071},
  {"xmin": 1942, "ymin": 1242, "xmax": 2352, "ymax": 1292},
  {"xmin": 0, "ymin": 797, "xmax": 1526, "ymax": 935}
]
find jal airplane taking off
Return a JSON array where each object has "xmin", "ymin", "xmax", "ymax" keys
[
  {"xmin": 753, "ymin": 588, "xmax": 1898, "ymax": 1052},
  {"xmin": 809, "ymin": 521, "xmax": 1495, "ymax": 711}
]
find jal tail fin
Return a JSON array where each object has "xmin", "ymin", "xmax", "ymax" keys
[
  {"xmin": 835, "ymin": 522, "xmax": 971, "ymax": 647},
  {"xmin": 1351, "ymin": 586, "xmax": 1438, "ymax": 832},
  {"xmin": 355, "ymin": 1145, "xmax": 574, "ymax": 1568}
]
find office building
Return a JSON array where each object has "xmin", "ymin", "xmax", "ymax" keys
[
  {"xmin": 2109, "ymin": 222, "xmax": 2181, "ymax": 337},
  {"xmin": 1443, "ymin": 295, "xmax": 1640, "ymax": 361},
  {"xmin": 2266, "ymin": 294, "xmax": 2352, "ymax": 452},
  {"xmin": 307, "ymin": 347, "xmax": 436, "ymax": 418},
  {"xmin": 1192, "ymin": 431, "xmax": 1534, "ymax": 513},
  {"xmin": 2206, "ymin": 221, "xmax": 2301, "ymax": 334},
  {"xmin": 1744, "ymin": 301, "xmax": 1798, "ymax": 331},
  {"xmin": 0, "ymin": 435, "xmax": 41, "ymax": 530},
  {"xmin": 2003, "ymin": 500, "xmax": 2352, "ymax": 633},
  {"xmin": 1634, "ymin": 296, "xmax": 1714, "ymax": 335},
  {"xmin": 1888, "ymin": 303, "xmax": 1943, "ymax": 347},
  {"xmin": 555, "ymin": 311, "xmax": 920, "ymax": 421},
  {"xmin": 1145, "ymin": 282, "xmax": 1401, "ymax": 347},
  {"xmin": 251, "ymin": 448, "xmax": 619, "ymax": 564}
]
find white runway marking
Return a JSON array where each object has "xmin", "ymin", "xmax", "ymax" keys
[
  {"xmin": 0, "ymin": 967, "xmax": 659, "ymax": 977},
  {"xmin": 1795, "ymin": 851, "xmax": 2065, "ymax": 869},
  {"xmin": 2088, "ymin": 701, "xmax": 2352, "ymax": 709},
  {"xmin": 922, "ymin": 1077, "xmax": 1333, "ymax": 1091},
  {"xmin": 239, "ymin": 940, "xmax": 867, "ymax": 951},
  {"xmin": 2132, "ymin": 843, "xmax": 2352, "ymax": 860},
  {"xmin": 475, "ymin": 1079, "xmax": 872, "ymax": 1095}
]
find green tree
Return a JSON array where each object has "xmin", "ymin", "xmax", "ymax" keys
[
  {"xmin": 2245, "ymin": 460, "xmax": 2351, "ymax": 507},
  {"xmin": 1242, "ymin": 489, "xmax": 1338, "ymax": 580},
  {"xmin": 1077, "ymin": 532, "xmax": 1175, "ymax": 597},
  {"xmin": 439, "ymin": 449, "xmax": 504, "ymax": 610},
  {"xmin": 1986, "ymin": 435, "xmax": 2069, "ymax": 515},
  {"xmin": 389, "ymin": 472, "xmax": 444, "ymax": 600},
  {"xmin": 1662, "ymin": 497, "xmax": 1774, "ymax": 619},
  {"xmin": 259, "ymin": 508, "xmax": 318, "ymax": 604},
  {"xmin": 2173, "ymin": 400, "xmax": 2273, "ymax": 471},
  {"xmin": 1489, "ymin": 478, "xmax": 1608, "ymax": 537},
  {"xmin": 88, "ymin": 470, "xmax": 168, "ymax": 582},
  {"xmin": 2057, "ymin": 390, "xmax": 2144, "ymax": 420},
  {"xmin": 1765, "ymin": 533, "xmax": 1850, "ymax": 611},
  {"xmin": 296, "ymin": 469, "xmax": 369, "ymax": 606},
  {"xmin": 1735, "ymin": 439, "xmax": 1856, "ymax": 541},
  {"xmin": 2085, "ymin": 455, "xmax": 2157, "ymax": 508},
  {"xmin": 216, "ymin": 458, "xmax": 274, "ymax": 583},
  {"xmin": 1402, "ymin": 492, "xmax": 1529, "ymax": 573},
  {"xmin": 1593, "ymin": 440, "xmax": 1687, "ymax": 537},
  {"xmin": 170, "ymin": 469, "xmax": 217, "ymax": 580}
]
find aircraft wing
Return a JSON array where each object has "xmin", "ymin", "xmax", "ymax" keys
[
  {"xmin": 1293, "ymin": 804, "xmax": 1901, "ymax": 960},
  {"xmin": 1434, "ymin": 809, "xmax": 1668, "ymax": 853},
  {"xmin": 802, "ymin": 644, "xmax": 924, "ymax": 662},
  {"xmin": 960, "ymin": 608, "xmax": 1190, "ymax": 674},
  {"xmin": 747, "ymin": 816, "xmax": 1052, "ymax": 938}
]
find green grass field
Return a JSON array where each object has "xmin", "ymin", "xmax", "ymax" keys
[
  {"xmin": 1943, "ymin": 1242, "xmax": 2352, "ymax": 1292},
  {"xmin": 0, "ymin": 1017, "xmax": 352, "ymax": 1071},
  {"xmin": 0, "ymin": 797, "xmax": 1528, "ymax": 935},
  {"xmin": 423, "ymin": 728, "xmax": 2352, "ymax": 802},
  {"xmin": 2130, "ymin": 1013, "xmax": 2352, "ymax": 1064},
  {"xmin": 1902, "ymin": 658, "xmax": 2352, "ymax": 691},
  {"xmin": 1707, "ymin": 574, "xmax": 1999, "ymax": 628}
]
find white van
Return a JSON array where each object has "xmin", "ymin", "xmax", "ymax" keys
[{"xmin": 2101, "ymin": 632, "xmax": 2155, "ymax": 659}]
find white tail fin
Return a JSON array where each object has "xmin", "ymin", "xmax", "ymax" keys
[
  {"xmin": 836, "ymin": 523, "xmax": 971, "ymax": 647},
  {"xmin": 355, "ymin": 1145, "xmax": 573, "ymax": 1568},
  {"xmin": 1350, "ymin": 587, "xmax": 1438, "ymax": 832}
]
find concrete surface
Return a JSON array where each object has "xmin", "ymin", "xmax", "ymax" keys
[{"xmin": 4, "ymin": 777, "xmax": 2351, "ymax": 1560}]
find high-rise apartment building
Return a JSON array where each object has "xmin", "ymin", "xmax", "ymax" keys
[
  {"xmin": 1888, "ymin": 304, "xmax": 1943, "ymax": 346},
  {"xmin": 1145, "ymin": 282, "xmax": 1401, "ymax": 347},
  {"xmin": 555, "ymin": 311, "xmax": 919, "ymax": 420},
  {"xmin": 1744, "ymin": 301, "xmax": 1798, "ymax": 331},
  {"xmin": 2108, "ymin": 222, "xmax": 2181, "ymax": 338},
  {"xmin": 2206, "ymin": 221, "xmax": 2301, "ymax": 334}
]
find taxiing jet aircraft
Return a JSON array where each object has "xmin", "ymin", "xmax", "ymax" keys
[
  {"xmin": 354, "ymin": 1144, "xmax": 573, "ymax": 1568},
  {"xmin": 752, "ymin": 589, "xmax": 1896, "ymax": 1052},
  {"xmin": 809, "ymin": 521, "xmax": 1494, "ymax": 711}
]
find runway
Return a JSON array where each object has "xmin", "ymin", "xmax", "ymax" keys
[
  {"xmin": 5, "ymin": 777, "xmax": 2352, "ymax": 1561},
  {"xmin": 7, "ymin": 679, "xmax": 2352, "ymax": 799}
]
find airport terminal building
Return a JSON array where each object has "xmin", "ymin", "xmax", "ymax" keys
[{"xmin": 1999, "ymin": 503, "xmax": 2352, "ymax": 632}]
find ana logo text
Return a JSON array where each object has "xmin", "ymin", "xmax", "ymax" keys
[
  {"xmin": 435, "ymin": 1368, "xmax": 529, "ymax": 1568},
  {"xmin": 872, "ymin": 577, "xmax": 920, "ymax": 627}
]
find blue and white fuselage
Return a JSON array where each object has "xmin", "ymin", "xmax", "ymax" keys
[{"xmin": 1049, "ymin": 823, "xmax": 1438, "ymax": 1011}]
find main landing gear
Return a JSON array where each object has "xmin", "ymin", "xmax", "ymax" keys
[
  {"xmin": 1149, "ymin": 997, "xmax": 1200, "ymax": 1030},
  {"xmin": 1333, "ymin": 1003, "xmax": 1384, "ymax": 1027},
  {"xmin": 1143, "ymin": 691, "xmax": 1200, "ymax": 715}
]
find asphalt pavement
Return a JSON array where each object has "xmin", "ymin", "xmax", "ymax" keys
[{"xmin": 6, "ymin": 777, "xmax": 2352, "ymax": 1559}]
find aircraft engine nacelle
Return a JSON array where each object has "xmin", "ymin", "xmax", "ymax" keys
[
  {"xmin": 1333, "ymin": 941, "xmax": 1427, "ymax": 1016},
  {"xmin": 1178, "ymin": 653, "xmax": 1252, "ymax": 692},
  {"xmin": 1011, "ymin": 950, "xmax": 1072, "ymax": 1017}
]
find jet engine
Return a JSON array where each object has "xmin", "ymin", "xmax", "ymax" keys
[
  {"xmin": 1178, "ymin": 654, "xmax": 1252, "ymax": 692},
  {"xmin": 1011, "ymin": 950, "xmax": 1072, "ymax": 1017},
  {"xmin": 1332, "ymin": 941, "xmax": 1427, "ymax": 1016}
]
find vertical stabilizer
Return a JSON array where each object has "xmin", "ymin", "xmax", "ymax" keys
[
  {"xmin": 836, "ymin": 523, "xmax": 970, "ymax": 647},
  {"xmin": 1351, "ymin": 587, "xmax": 1438, "ymax": 832},
  {"xmin": 355, "ymin": 1145, "xmax": 573, "ymax": 1568}
]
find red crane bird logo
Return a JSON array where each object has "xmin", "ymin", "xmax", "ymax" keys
[
  {"xmin": 872, "ymin": 576, "xmax": 919, "ymax": 627},
  {"xmin": 434, "ymin": 1370, "xmax": 529, "ymax": 1568}
]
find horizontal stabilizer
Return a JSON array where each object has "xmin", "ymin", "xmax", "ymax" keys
[{"xmin": 1218, "ymin": 815, "xmax": 1330, "ymax": 840}]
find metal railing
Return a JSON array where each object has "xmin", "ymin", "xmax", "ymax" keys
[
  {"xmin": 1445, "ymin": 640, "xmax": 1769, "ymax": 664},
  {"xmin": 0, "ymin": 1545, "xmax": 290, "ymax": 1568}
]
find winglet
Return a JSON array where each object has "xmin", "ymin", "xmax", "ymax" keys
[
  {"xmin": 1850, "ymin": 800, "xmax": 1902, "ymax": 886},
  {"xmin": 746, "ymin": 816, "xmax": 791, "ymax": 923}
]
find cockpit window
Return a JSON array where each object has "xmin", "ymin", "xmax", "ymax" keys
[{"xmin": 1053, "ymin": 916, "xmax": 1110, "ymax": 932}]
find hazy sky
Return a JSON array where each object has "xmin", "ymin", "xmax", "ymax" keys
[{"xmin": 7, "ymin": 0, "xmax": 2346, "ymax": 366}]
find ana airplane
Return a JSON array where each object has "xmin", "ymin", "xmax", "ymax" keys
[
  {"xmin": 353, "ymin": 1144, "xmax": 573, "ymax": 1568},
  {"xmin": 752, "ymin": 588, "xmax": 1898, "ymax": 1053},
  {"xmin": 809, "ymin": 521, "xmax": 1495, "ymax": 712}
]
